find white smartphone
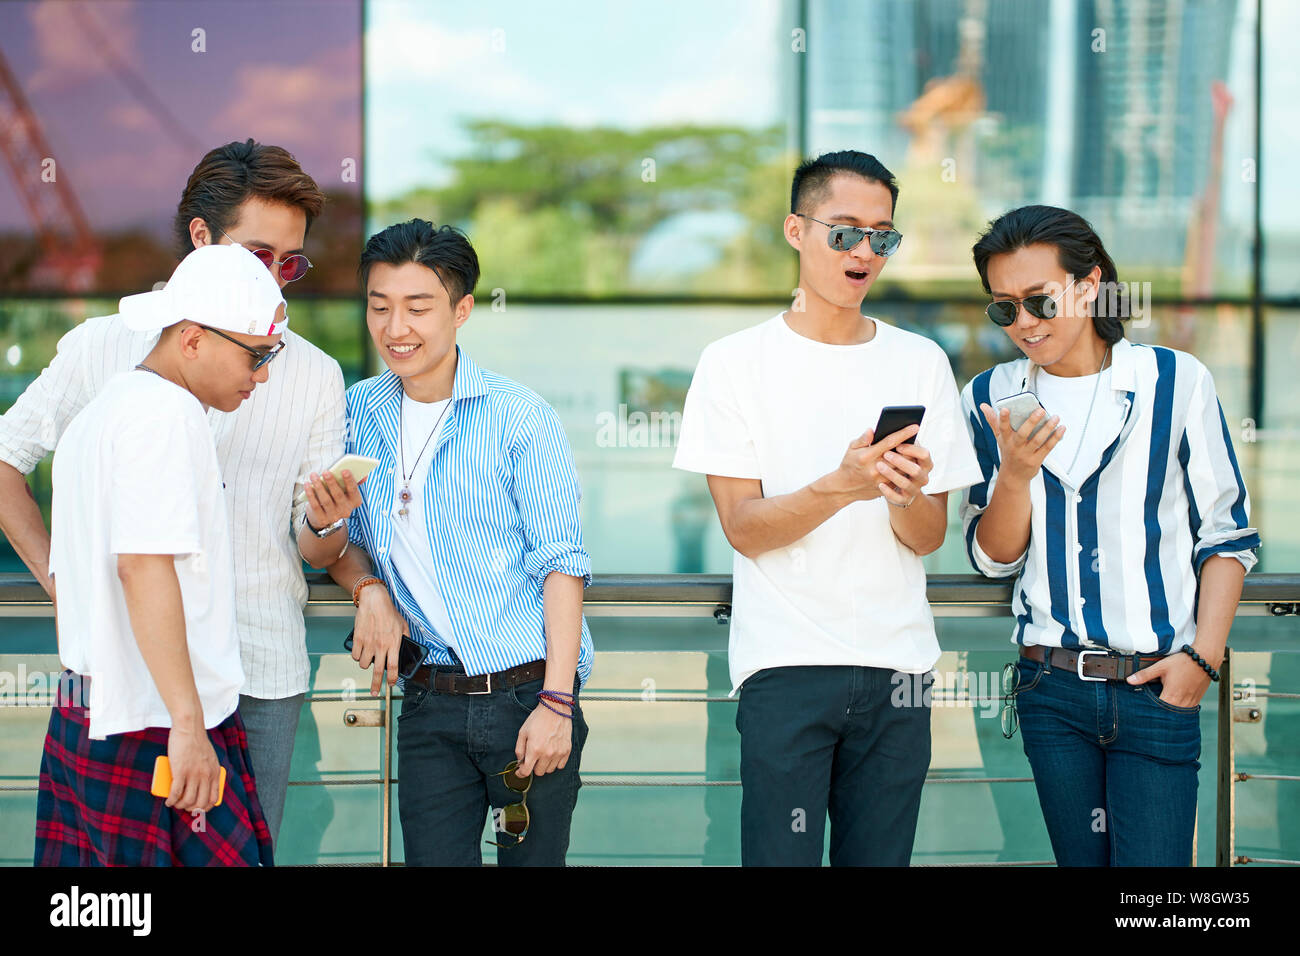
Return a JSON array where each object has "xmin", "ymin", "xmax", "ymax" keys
[
  {"xmin": 993, "ymin": 391, "xmax": 1049, "ymax": 439},
  {"xmin": 293, "ymin": 453, "xmax": 381, "ymax": 507}
]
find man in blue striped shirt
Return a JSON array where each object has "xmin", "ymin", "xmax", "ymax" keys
[
  {"xmin": 959, "ymin": 205, "xmax": 1260, "ymax": 866},
  {"xmin": 326, "ymin": 220, "xmax": 593, "ymax": 866}
]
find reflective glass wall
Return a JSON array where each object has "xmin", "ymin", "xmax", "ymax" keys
[{"xmin": 1, "ymin": 0, "xmax": 1297, "ymax": 866}]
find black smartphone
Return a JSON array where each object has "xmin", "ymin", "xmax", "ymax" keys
[
  {"xmin": 343, "ymin": 629, "xmax": 427, "ymax": 679},
  {"xmin": 873, "ymin": 405, "xmax": 926, "ymax": 444}
]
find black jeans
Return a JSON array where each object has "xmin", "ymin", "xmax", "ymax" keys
[
  {"xmin": 736, "ymin": 665, "xmax": 932, "ymax": 866},
  {"xmin": 396, "ymin": 670, "xmax": 587, "ymax": 866}
]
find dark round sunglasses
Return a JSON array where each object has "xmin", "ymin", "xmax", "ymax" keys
[
  {"xmin": 221, "ymin": 231, "xmax": 313, "ymax": 282},
  {"xmin": 986, "ymin": 279, "xmax": 1077, "ymax": 327},
  {"xmin": 486, "ymin": 759, "xmax": 531, "ymax": 849},
  {"xmin": 798, "ymin": 214, "xmax": 903, "ymax": 257}
]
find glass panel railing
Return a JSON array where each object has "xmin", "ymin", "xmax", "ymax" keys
[{"xmin": 3, "ymin": 574, "xmax": 1298, "ymax": 866}]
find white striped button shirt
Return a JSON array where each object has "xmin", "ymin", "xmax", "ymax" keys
[
  {"xmin": 344, "ymin": 346, "xmax": 594, "ymax": 685},
  {"xmin": 0, "ymin": 313, "xmax": 346, "ymax": 698},
  {"xmin": 958, "ymin": 338, "xmax": 1260, "ymax": 655}
]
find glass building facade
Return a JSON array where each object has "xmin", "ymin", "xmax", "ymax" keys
[{"xmin": 0, "ymin": 0, "xmax": 1296, "ymax": 865}]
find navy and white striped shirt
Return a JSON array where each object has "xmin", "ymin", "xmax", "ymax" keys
[
  {"xmin": 958, "ymin": 338, "xmax": 1260, "ymax": 655},
  {"xmin": 345, "ymin": 347, "xmax": 594, "ymax": 684}
]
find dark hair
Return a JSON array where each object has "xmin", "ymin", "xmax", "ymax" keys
[
  {"xmin": 972, "ymin": 205, "xmax": 1127, "ymax": 344},
  {"xmin": 790, "ymin": 150, "xmax": 899, "ymax": 216},
  {"xmin": 172, "ymin": 139, "xmax": 325, "ymax": 259},
  {"xmin": 358, "ymin": 219, "xmax": 479, "ymax": 301}
]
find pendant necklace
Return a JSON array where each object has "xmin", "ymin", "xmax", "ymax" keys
[{"xmin": 398, "ymin": 395, "xmax": 451, "ymax": 518}]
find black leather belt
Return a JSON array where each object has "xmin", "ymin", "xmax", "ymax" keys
[
  {"xmin": 1021, "ymin": 645, "xmax": 1166, "ymax": 681},
  {"xmin": 405, "ymin": 658, "xmax": 547, "ymax": 695}
]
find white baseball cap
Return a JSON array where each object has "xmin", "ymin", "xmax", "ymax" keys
[{"xmin": 119, "ymin": 243, "xmax": 289, "ymax": 336}]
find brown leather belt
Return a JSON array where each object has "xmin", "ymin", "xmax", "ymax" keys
[
  {"xmin": 1021, "ymin": 645, "xmax": 1166, "ymax": 681},
  {"xmin": 405, "ymin": 658, "xmax": 547, "ymax": 695}
]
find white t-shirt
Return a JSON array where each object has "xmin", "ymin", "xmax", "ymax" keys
[
  {"xmin": 0, "ymin": 315, "xmax": 346, "ymax": 699},
  {"xmin": 1035, "ymin": 366, "xmax": 1128, "ymax": 487},
  {"xmin": 48, "ymin": 371, "xmax": 244, "ymax": 739},
  {"xmin": 388, "ymin": 393, "xmax": 457, "ymax": 651},
  {"xmin": 673, "ymin": 313, "xmax": 983, "ymax": 692}
]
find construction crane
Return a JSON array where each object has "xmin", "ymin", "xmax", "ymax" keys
[{"xmin": 0, "ymin": 48, "xmax": 101, "ymax": 291}]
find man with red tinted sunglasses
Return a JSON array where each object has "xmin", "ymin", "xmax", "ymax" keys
[{"xmin": 0, "ymin": 139, "xmax": 360, "ymax": 856}]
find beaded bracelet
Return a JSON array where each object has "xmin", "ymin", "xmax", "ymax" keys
[
  {"xmin": 1180, "ymin": 645, "xmax": 1220, "ymax": 682},
  {"xmin": 352, "ymin": 575, "xmax": 385, "ymax": 607},
  {"xmin": 537, "ymin": 697, "xmax": 573, "ymax": 719}
]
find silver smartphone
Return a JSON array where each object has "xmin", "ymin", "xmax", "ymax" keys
[{"xmin": 993, "ymin": 391, "xmax": 1049, "ymax": 439}]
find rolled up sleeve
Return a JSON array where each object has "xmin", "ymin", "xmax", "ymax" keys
[
  {"xmin": 1180, "ymin": 365, "xmax": 1260, "ymax": 575},
  {"xmin": 0, "ymin": 323, "xmax": 93, "ymax": 475},
  {"xmin": 958, "ymin": 377, "xmax": 1027, "ymax": 578},
  {"xmin": 290, "ymin": 359, "xmax": 347, "ymax": 535},
  {"xmin": 514, "ymin": 404, "xmax": 591, "ymax": 591}
]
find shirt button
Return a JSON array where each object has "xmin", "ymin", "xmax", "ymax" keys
[
  {"xmin": 1078, "ymin": 598, "xmax": 1086, "ymax": 606},
  {"xmin": 1075, "ymin": 544, "xmax": 1083, "ymax": 553},
  {"xmin": 1073, "ymin": 495, "xmax": 1083, "ymax": 504}
]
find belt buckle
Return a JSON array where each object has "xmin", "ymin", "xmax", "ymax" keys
[
  {"xmin": 466, "ymin": 673, "xmax": 493, "ymax": 695},
  {"xmin": 1076, "ymin": 649, "xmax": 1107, "ymax": 681}
]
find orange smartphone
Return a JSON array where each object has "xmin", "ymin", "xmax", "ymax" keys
[{"xmin": 150, "ymin": 755, "xmax": 226, "ymax": 807}]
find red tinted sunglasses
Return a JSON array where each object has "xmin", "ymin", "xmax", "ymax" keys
[{"xmin": 221, "ymin": 231, "xmax": 313, "ymax": 282}]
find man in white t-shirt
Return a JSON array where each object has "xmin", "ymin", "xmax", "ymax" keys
[
  {"xmin": 34, "ymin": 244, "xmax": 286, "ymax": 866},
  {"xmin": 673, "ymin": 150, "xmax": 982, "ymax": 866},
  {"xmin": 0, "ymin": 140, "xmax": 357, "ymax": 850}
]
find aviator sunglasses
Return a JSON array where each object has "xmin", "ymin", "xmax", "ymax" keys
[
  {"xmin": 985, "ymin": 278, "xmax": 1079, "ymax": 327},
  {"xmin": 798, "ymin": 214, "xmax": 903, "ymax": 257},
  {"xmin": 220, "ymin": 230, "xmax": 313, "ymax": 282}
]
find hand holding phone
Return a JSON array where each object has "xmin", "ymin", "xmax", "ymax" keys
[
  {"xmin": 978, "ymin": 394, "xmax": 1065, "ymax": 485},
  {"xmin": 294, "ymin": 453, "xmax": 381, "ymax": 508},
  {"xmin": 151, "ymin": 755, "xmax": 226, "ymax": 808},
  {"xmin": 836, "ymin": 405, "xmax": 929, "ymax": 504},
  {"xmin": 993, "ymin": 392, "xmax": 1049, "ymax": 440}
]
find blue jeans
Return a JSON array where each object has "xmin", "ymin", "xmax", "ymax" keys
[
  {"xmin": 736, "ymin": 665, "xmax": 932, "ymax": 866},
  {"xmin": 396, "ymin": 670, "xmax": 587, "ymax": 866},
  {"xmin": 1013, "ymin": 654, "xmax": 1201, "ymax": 866}
]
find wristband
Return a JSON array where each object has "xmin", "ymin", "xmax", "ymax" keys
[
  {"xmin": 537, "ymin": 697, "xmax": 573, "ymax": 719},
  {"xmin": 352, "ymin": 575, "xmax": 385, "ymax": 607},
  {"xmin": 537, "ymin": 689, "xmax": 575, "ymax": 710},
  {"xmin": 1180, "ymin": 645, "xmax": 1220, "ymax": 682}
]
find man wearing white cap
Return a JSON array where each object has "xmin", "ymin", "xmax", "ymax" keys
[
  {"xmin": 34, "ymin": 244, "xmax": 285, "ymax": 866},
  {"xmin": 0, "ymin": 140, "xmax": 359, "ymax": 852}
]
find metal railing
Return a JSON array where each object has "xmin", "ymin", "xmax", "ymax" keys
[{"xmin": 3, "ymin": 571, "xmax": 1298, "ymax": 866}]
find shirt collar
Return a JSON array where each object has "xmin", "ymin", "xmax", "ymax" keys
[
  {"xmin": 1024, "ymin": 337, "xmax": 1135, "ymax": 394},
  {"xmin": 365, "ymin": 344, "xmax": 488, "ymax": 414}
]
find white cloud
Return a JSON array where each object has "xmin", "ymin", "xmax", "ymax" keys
[{"xmin": 26, "ymin": 0, "xmax": 140, "ymax": 93}]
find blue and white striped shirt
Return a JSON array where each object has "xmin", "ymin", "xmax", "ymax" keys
[
  {"xmin": 958, "ymin": 338, "xmax": 1260, "ymax": 655},
  {"xmin": 345, "ymin": 347, "xmax": 594, "ymax": 684}
]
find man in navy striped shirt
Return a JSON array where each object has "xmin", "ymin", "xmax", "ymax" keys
[
  {"xmin": 326, "ymin": 219, "xmax": 593, "ymax": 866},
  {"xmin": 959, "ymin": 205, "xmax": 1259, "ymax": 866}
]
